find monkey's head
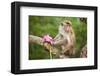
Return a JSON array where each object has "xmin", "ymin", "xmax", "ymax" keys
[{"xmin": 61, "ymin": 20, "xmax": 72, "ymax": 33}]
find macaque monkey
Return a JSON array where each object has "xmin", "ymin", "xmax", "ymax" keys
[
  {"xmin": 29, "ymin": 20, "xmax": 76, "ymax": 58},
  {"xmin": 53, "ymin": 20, "xmax": 76, "ymax": 58}
]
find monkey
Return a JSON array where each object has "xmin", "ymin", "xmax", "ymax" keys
[
  {"xmin": 29, "ymin": 20, "xmax": 76, "ymax": 58},
  {"xmin": 53, "ymin": 20, "xmax": 76, "ymax": 58}
]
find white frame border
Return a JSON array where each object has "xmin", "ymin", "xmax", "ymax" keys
[{"xmin": 20, "ymin": 7, "xmax": 94, "ymax": 70}]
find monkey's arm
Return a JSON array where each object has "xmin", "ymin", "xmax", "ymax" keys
[
  {"xmin": 53, "ymin": 38, "xmax": 67, "ymax": 46},
  {"xmin": 54, "ymin": 34, "xmax": 60, "ymax": 40}
]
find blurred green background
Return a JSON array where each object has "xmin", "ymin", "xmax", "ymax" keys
[{"xmin": 29, "ymin": 15, "xmax": 87, "ymax": 60}]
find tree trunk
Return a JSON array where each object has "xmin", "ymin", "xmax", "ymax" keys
[
  {"xmin": 80, "ymin": 44, "xmax": 87, "ymax": 58},
  {"xmin": 29, "ymin": 35, "xmax": 43, "ymax": 45},
  {"xmin": 29, "ymin": 35, "xmax": 60, "ymax": 57}
]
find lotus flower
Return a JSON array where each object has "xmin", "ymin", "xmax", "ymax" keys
[{"xmin": 42, "ymin": 35, "xmax": 54, "ymax": 44}]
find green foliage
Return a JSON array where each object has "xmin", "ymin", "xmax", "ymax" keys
[{"xmin": 29, "ymin": 16, "xmax": 87, "ymax": 60}]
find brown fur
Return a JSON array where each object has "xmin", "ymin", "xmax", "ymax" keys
[{"xmin": 54, "ymin": 20, "xmax": 76, "ymax": 57}]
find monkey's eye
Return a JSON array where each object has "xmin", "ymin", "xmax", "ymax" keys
[
  {"xmin": 66, "ymin": 22, "xmax": 70, "ymax": 24},
  {"xmin": 66, "ymin": 22, "xmax": 70, "ymax": 26}
]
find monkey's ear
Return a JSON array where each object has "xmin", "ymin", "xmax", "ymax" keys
[
  {"xmin": 61, "ymin": 23, "xmax": 63, "ymax": 26},
  {"xmin": 59, "ymin": 24, "xmax": 63, "ymax": 29}
]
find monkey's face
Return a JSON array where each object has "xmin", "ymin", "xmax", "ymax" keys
[{"xmin": 61, "ymin": 20, "xmax": 72, "ymax": 32}]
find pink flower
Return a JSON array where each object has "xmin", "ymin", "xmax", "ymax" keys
[{"xmin": 42, "ymin": 35, "xmax": 54, "ymax": 44}]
